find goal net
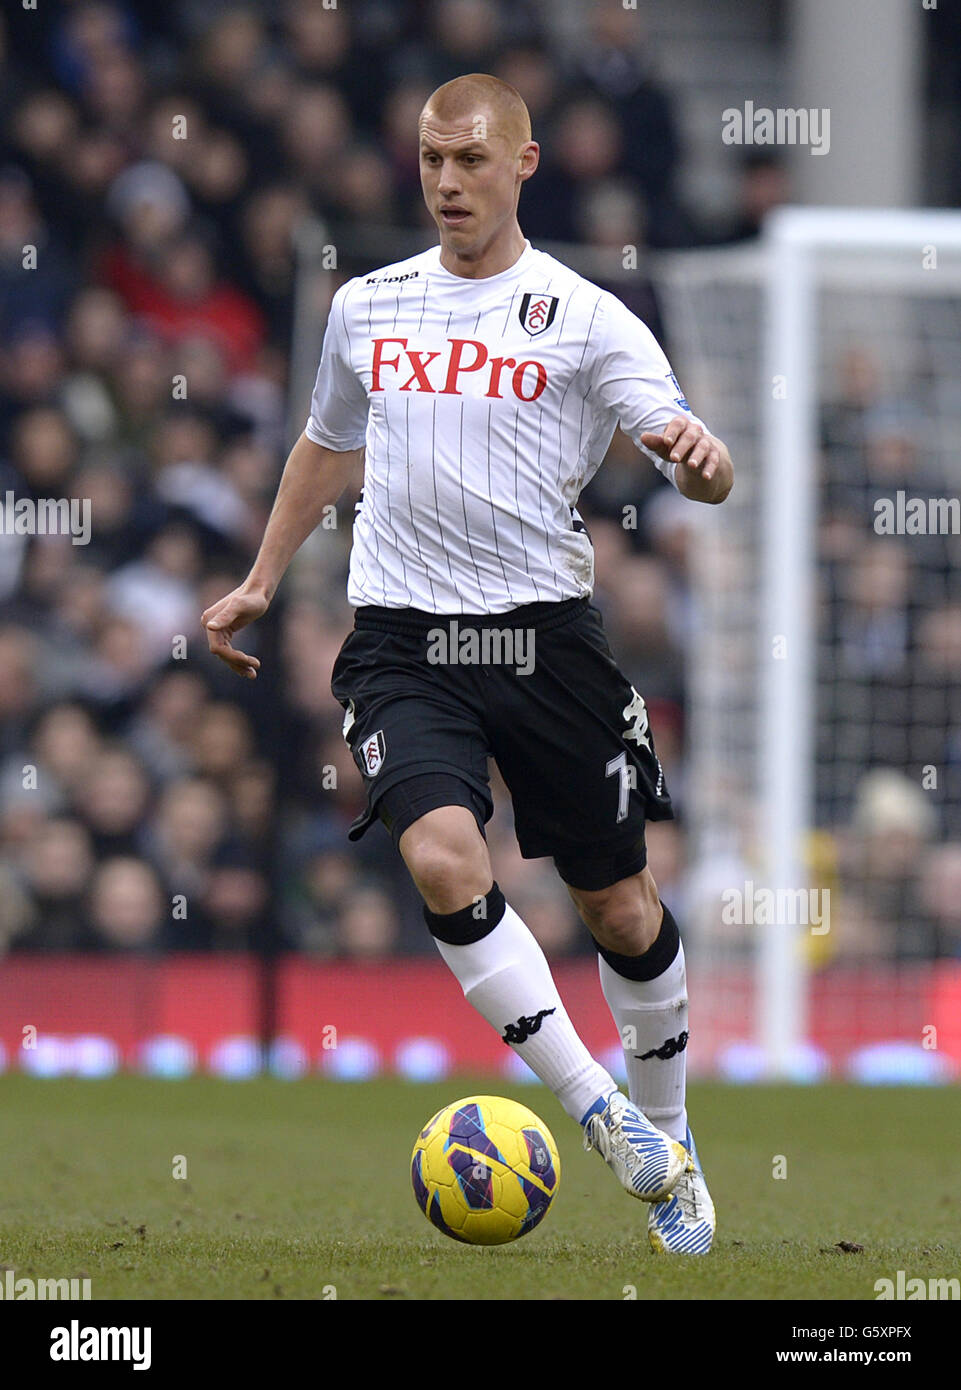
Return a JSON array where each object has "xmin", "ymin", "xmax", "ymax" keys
[{"xmin": 654, "ymin": 209, "xmax": 961, "ymax": 1080}]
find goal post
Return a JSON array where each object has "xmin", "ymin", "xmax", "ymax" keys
[{"xmin": 759, "ymin": 213, "xmax": 818, "ymax": 1076}]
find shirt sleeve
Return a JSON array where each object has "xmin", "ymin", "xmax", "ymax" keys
[
  {"xmin": 304, "ymin": 283, "xmax": 370, "ymax": 451},
  {"xmin": 588, "ymin": 292, "xmax": 706, "ymax": 489}
]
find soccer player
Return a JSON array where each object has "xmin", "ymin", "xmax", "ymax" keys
[{"xmin": 203, "ymin": 74, "xmax": 733, "ymax": 1254}]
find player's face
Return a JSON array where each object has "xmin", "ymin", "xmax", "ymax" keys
[{"xmin": 419, "ymin": 113, "xmax": 530, "ymax": 259}]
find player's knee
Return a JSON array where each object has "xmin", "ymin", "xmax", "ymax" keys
[
  {"xmin": 569, "ymin": 870, "xmax": 663, "ymax": 955},
  {"xmin": 399, "ymin": 807, "xmax": 491, "ymax": 913}
]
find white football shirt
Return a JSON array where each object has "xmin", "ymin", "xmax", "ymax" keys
[{"xmin": 306, "ymin": 240, "xmax": 705, "ymax": 614}]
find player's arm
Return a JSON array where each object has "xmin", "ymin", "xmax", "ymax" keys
[
  {"xmin": 639, "ymin": 417, "xmax": 734, "ymax": 504},
  {"xmin": 589, "ymin": 293, "xmax": 734, "ymax": 505},
  {"xmin": 202, "ymin": 432, "xmax": 363, "ymax": 679}
]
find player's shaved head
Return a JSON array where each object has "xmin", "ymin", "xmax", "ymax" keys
[
  {"xmin": 418, "ymin": 71, "xmax": 538, "ymax": 276},
  {"xmin": 420, "ymin": 73, "xmax": 531, "ymax": 149}
]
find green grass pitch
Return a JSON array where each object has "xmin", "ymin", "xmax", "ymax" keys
[{"xmin": 1, "ymin": 1076, "xmax": 958, "ymax": 1300}]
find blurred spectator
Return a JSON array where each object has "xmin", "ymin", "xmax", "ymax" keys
[
  {"xmin": 27, "ymin": 702, "xmax": 102, "ymax": 802},
  {"xmin": 0, "ymin": 165, "xmax": 75, "ymax": 345},
  {"xmin": 495, "ymin": 45, "xmax": 560, "ymax": 131},
  {"xmin": 200, "ymin": 853, "xmax": 269, "ymax": 948},
  {"xmin": 523, "ymin": 96, "xmax": 623, "ymax": 242},
  {"xmin": 713, "ymin": 152, "xmax": 790, "ymax": 244},
  {"xmin": 144, "ymin": 775, "xmax": 228, "ymax": 898},
  {"xmin": 836, "ymin": 539, "xmax": 911, "ymax": 679},
  {"xmin": 604, "ymin": 555, "xmax": 685, "ymax": 705},
  {"xmin": 566, "ymin": 2, "xmax": 687, "ymax": 244},
  {"xmin": 75, "ymin": 745, "xmax": 151, "ymax": 855},
  {"xmin": 103, "ymin": 223, "xmax": 265, "ymax": 375},
  {"xmin": 574, "ymin": 176, "xmax": 666, "ymax": 341},
  {"xmin": 335, "ymin": 882, "xmax": 401, "ymax": 959},
  {"xmin": 282, "ymin": 0, "xmax": 387, "ymax": 134},
  {"xmin": 281, "ymin": 843, "xmax": 360, "ymax": 953},
  {"xmin": 838, "ymin": 769, "xmax": 936, "ymax": 959},
  {"xmin": 106, "ymin": 523, "xmax": 203, "ymax": 663},
  {"xmin": 238, "ymin": 184, "xmax": 307, "ymax": 345},
  {"xmin": 88, "ymin": 856, "xmax": 165, "ymax": 951},
  {"xmin": 18, "ymin": 817, "xmax": 96, "ymax": 949},
  {"xmin": 381, "ymin": 80, "xmax": 434, "ymax": 223},
  {"xmin": 126, "ymin": 668, "xmax": 210, "ymax": 781},
  {"xmin": 280, "ymin": 84, "xmax": 353, "ymax": 202}
]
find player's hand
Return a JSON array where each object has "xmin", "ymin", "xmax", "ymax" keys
[
  {"xmin": 201, "ymin": 585, "xmax": 269, "ymax": 679},
  {"xmin": 640, "ymin": 416, "xmax": 720, "ymax": 482}
]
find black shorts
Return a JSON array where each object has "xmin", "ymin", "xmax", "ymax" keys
[{"xmin": 329, "ymin": 596, "xmax": 674, "ymax": 891}]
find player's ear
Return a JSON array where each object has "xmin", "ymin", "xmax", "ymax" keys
[{"xmin": 518, "ymin": 141, "xmax": 539, "ymax": 182}]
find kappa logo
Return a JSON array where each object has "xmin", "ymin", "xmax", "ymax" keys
[
  {"xmin": 519, "ymin": 292, "xmax": 559, "ymax": 337},
  {"xmin": 622, "ymin": 688, "xmax": 666, "ymax": 796},
  {"xmin": 635, "ymin": 1030, "xmax": 688, "ymax": 1062},
  {"xmin": 365, "ymin": 270, "xmax": 420, "ymax": 285},
  {"xmin": 359, "ymin": 729, "xmax": 386, "ymax": 776},
  {"xmin": 502, "ymin": 1007, "xmax": 556, "ymax": 1045},
  {"xmin": 342, "ymin": 698, "xmax": 356, "ymax": 740},
  {"xmin": 622, "ymin": 687, "xmax": 653, "ymax": 754}
]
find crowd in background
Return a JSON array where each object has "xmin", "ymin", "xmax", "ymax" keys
[{"xmin": 0, "ymin": 0, "xmax": 956, "ymax": 964}]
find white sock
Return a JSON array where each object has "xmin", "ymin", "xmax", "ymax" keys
[
  {"xmin": 433, "ymin": 899, "xmax": 617, "ymax": 1124},
  {"xmin": 597, "ymin": 919, "xmax": 689, "ymax": 1142}
]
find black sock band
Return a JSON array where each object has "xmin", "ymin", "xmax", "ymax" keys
[
  {"xmin": 592, "ymin": 902, "xmax": 680, "ymax": 982},
  {"xmin": 423, "ymin": 881, "xmax": 506, "ymax": 945}
]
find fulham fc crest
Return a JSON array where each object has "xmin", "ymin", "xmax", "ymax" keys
[
  {"xmin": 360, "ymin": 729, "xmax": 386, "ymax": 776},
  {"xmin": 519, "ymin": 292, "xmax": 559, "ymax": 337}
]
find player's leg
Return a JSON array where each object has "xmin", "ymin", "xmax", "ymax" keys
[
  {"xmin": 391, "ymin": 791, "xmax": 625, "ymax": 1135},
  {"xmin": 566, "ymin": 864, "xmax": 689, "ymax": 1145},
  {"xmin": 564, "ymin": 861, "xmax": 714, "ymax": 1254},
  {"xmin": 396, "ymin": 793, "xmax": 687, "ymax": 1204},
  {"xmin": 484, "ymin": 599, "xmax": 707, "ymax": 1238}
]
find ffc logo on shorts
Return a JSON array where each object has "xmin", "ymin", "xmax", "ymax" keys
[
  {"xmin": 519, "ymin": 292, "xmax": 559, "ymax": 337},
  {"xmin": 360, "ymin": 729, "xmax": 386, "ymax": 776}
]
